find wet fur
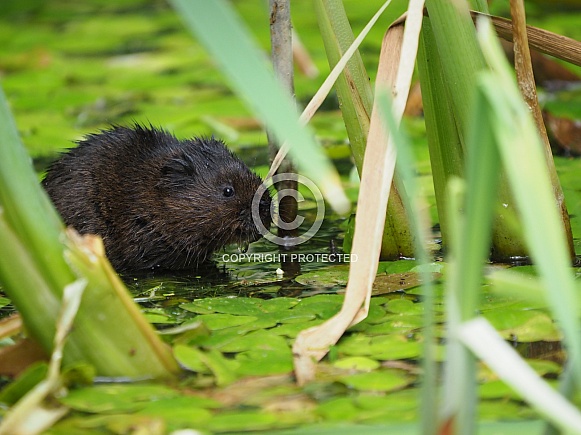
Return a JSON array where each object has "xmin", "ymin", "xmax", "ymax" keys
[{"xmin": 43, "ymin": 125, "xmax": 271, "ymax": 271}]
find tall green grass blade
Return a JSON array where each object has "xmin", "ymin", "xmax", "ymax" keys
[
  {"xmin": 0, "ymin": 89, "xmax": 70, "ymax": 287},
  {"xmin": 423, "ymin": 0, "xmax": 527, "ymax": 260},
  {"xmin": 313, "ymin": 0, "xmax": 414, "ymax": 259},
  {"xmin": 0, "ymin": 214, "xmax": 61, "ymax": 347},
  {"xmin": 314, "ymin": 0, "xmax": 386, "ymax": 193},
  {"xmin": 0, "ymin": 85, "xmax": 76, "ymax": 348},
  {"xmin": 442, "ymin": 76, "xmax": 501, "ymax": 435},
  {"xmin": 424, "ymin": 0, "xmax": 483, "ymax": 138},
  {"xmin": 416, "ymin": 19, "xmax": 464, "ymax": 244},
  {"xmin": 169, "ymin": 0, "xmax": 349, "ymax": 213},
  {"xmin": 544, "ymin": 360, "xmax": 577, "ymax": 435},
  {"xmin": 376, "ymin": 91, "xmax": 438, "ymax": 435},
  {"xmin": 0, "ymin": 85, "xmax": 178, "ymax": 379},
  {"xmin": 442, "ymin": 176, "xmax": 468, "ymax": 432},
  {"xmin": 470, "ymin": 0, "xmax": 489, "ymax": 13},
  {"xmin": 313, "ymin": 0, "xmax": 373, "ymax": 170}
]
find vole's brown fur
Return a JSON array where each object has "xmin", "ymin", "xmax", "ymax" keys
[{"xmin": 43, "ymin": 125, "xmax": 271, "ymax": 271}]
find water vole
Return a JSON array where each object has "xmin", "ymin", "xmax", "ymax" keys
[{"xmin": 43, "ymin": 125, "xmax": 272, "ymax": 271}]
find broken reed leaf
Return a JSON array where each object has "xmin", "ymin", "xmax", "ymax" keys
[
  {"xmin": 292, "ymin": 0, "xmax": 426, "ymax": 385},
  {"xmin": 472, "ymin": 11, "xmax": 581, "ymax": 67},
  {"xmin": 0, "ymin": 279, "xmax": 86, "ymax": 435}
]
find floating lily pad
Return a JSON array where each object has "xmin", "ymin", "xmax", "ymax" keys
[
  {"xmin": 270, "ymin": 319, "xmax": 324, "ymax": 338},
  {"xmin": 316, "ymin": 397, "xmax": 360, "ymax": 421},
  {"xmin": 173, "ymin": 344, "xmax": 211, "ymax": 373},
  {"xmin": 386, "ymin": 299, "xmax": 424, "ymax": 315},
  {"xmin": 352, "ymin": 303, "xmax": 387, "ymax": 327},
  {"xmin": 181, "ymin": 297, "xmax": 262, "ymax": 315},
  {"xmin": 479, "ymin": 291, "xmax": 544, "ymax": 312},
  {"xmin": 479, "ymin": 380, "xmax": 521, "ymax": 400},
  {"xmin": 205, "ymin": 349, "xmax": 241, "ymax": 385},
  {"xmin": 339, "ymin": 370, "xmax": 412, "ymax": 392},
  {"xmin": 355, "ymin": 389, "xmax": 418, "ymax": 413},
  {"xmin": 189, "ymin": 326, "xmax": 246, "ymax": 349},
  {"xmin": 527, "ymin": 359, "xmax": 562, "ymax": 376},
  {"xmin": 368, "ymin": 335, "xmax": 422, "ymax": 361},
  {"xmin": 173, "ymin": 345, "xmax": 238, "ymax": 386},
  {"xmin": 59, "ymin": 384, "xmax": 179, "ymax": 413},
  {"xmin": 180, "ymin": 296, "xmax": 298, "ymax": 316},
  {"xmin": 194, "ymin": 313, "xmax": 258, "ymax": 331},
  {"xmin": 482, "ymin": 309, "xmax": 562, "ymax": 342},
  {"xmin": 234, "ymin": 332, "xmax": 293, "ymax": 376},
  {"xmin": 295, "ymin": 294, "xmax": 344, "ymax": 306},
  {"xmin": 142, "ymin": 312, "xmax": 179, "ymax": 324},
  {"xmin": 235, "ymin": 351, "xmax": 293, "ymax": 376},
  {"xmin": 478, "ymin": 399, "xmax": 535, "ymax": 420},
  {"xmin": 377, "ymin": 260, "xmax": 417, "ymax": 274},
  {"xmin": 135, "ymin": 396, "xmax": 215, "ymax": 429},
  {"xmin": 291, "ymin": 296, "xmax": 343, "ymax": 320},
  {"xmin": 294, "ymin": 266, "xmax": 350, "ymax": 288},
  {"xmin": 217, "ymin": 329, "xmax": 283, "ymax": 353},
  {"xmin": 369, "ymin": 296, "xmax": 391, "ymax": 307},
  {"xmin": 232, "ymin": 312, "xmax": 281, "ymax": 332},
  {"xmin": 363, "ymin": 314, "xmax": 424, "ymax": 335},
  {"xmin": 336, "ymin": 334, "xmax": 421, "ymax": 361},
  {"xmin": 278, "ymin": 313, "xmax": 318, "ymax": 324},
  {"xmin": 372, "ymin": 272, "xmax": 425, "ymax": 295}
]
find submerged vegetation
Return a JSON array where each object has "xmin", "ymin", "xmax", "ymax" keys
[{"xmin": 1, "ymin": 0, "xmax": 581, "ymax": 434}]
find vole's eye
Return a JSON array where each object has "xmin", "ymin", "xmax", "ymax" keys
[{"xmin": 223, "ymin": 186, "xmax": 235, "ymax": 198}]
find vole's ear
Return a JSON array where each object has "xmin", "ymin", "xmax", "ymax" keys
[
  {"xmin": 160, "ymin": 152, "xmax": 199, "ymax": 188},
  {"xmin": 161, "ymin": 152, "xmax": 198, "ymax": 177}
]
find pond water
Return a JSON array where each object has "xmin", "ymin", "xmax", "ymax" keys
[{"xmin": 124, "ymin": 214, "xmax": 350, "ymax": 301}]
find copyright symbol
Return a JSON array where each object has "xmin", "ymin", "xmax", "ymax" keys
[{"xmin": 252, "ymin": 173, "xmax": 325, "ymax": 246}]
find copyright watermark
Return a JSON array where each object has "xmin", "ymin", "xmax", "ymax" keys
[
  {"xmin": 222, "ymin": 253, "xmax": 358, "ymax": 263},
  {"xmin": 252, "ymin": 173, "xmax": 325, "ymax": 246}
]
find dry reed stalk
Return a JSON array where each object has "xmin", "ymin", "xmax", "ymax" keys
[
  {"xmin": 508, "ymin": 0, "xmax": 575, "ymax": 259},
  {"xmin": 293, "ymin": 0, "xmax": 425, "ymax": 384}
]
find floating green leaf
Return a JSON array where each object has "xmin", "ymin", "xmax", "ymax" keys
[
  {"xmin": 482, "ymin": 309, "xmax": 562, "ymax": 342},
  {"xmin": 194, "ymin": 313, "xmax": 257, "ymax": 331},
  {"xmin": 59, "ymin": 384, "xmax": 179, "ymax": 413},
  {"xmin": 294, "ymin": 266, "xmax": 350, "ymax": 288},
  {"xmin": 339, "ymin": 370, "xmax": 411, "ymax": 392}
]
